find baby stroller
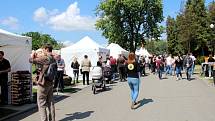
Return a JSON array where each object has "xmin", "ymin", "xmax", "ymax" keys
[
  {"xmin": 91, "ymin": 66, "xmax": 106, "ymax": 94},
  {"xmin": 103, "ymin": 65, "xmax": 112, "ymax": 84}
]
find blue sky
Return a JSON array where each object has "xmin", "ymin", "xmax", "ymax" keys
[{"xmin": 0, "ymin": 0, "xmax": 214, "ymax": 46}]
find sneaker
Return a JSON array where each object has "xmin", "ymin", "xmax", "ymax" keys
[
  {"xmin": 176, "ymin": 77, "xmax": 179, "ymax": 81},
  {"xmin": 135, "ymin": 101, "xmax": 141, "ymax": 105},
  {"xmin": 131, "ymin": 102, "xmax": 135, "ymax": 109}
]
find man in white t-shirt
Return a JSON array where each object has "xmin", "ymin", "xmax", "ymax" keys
[
  {"xmin": 190, "ymin": 53, "xmax": 196, "ymax": 75},
  {"xmin": 166, "ymin": 54, "xmax": 173, "ymax": 75}
]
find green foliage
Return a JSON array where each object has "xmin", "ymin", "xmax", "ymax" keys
[
  {"xmin": 166, "ymin": 0, "xmax": 211, "ymax": 55},
  {"xmin": 96, "ymin": 0, "xmax": 163, "ymax": 52},
  {"xmin": 207, "ymin": 1, "xmax": 215, "ymax": 53},
  {"xmin": 22, "ymin": 32, "xmax": 63, "ymax": 50},
  {"xmin": 196, "ymin": 56, "xmax": 205, "ymax": 65},
  {"xmin": 145, "ymin": 40, "xmax": 167, "ymax": 55}
]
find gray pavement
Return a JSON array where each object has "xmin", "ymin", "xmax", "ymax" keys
[{"xmin": 16, "ymin": 73, "xmax": 215, "ymax": 121}]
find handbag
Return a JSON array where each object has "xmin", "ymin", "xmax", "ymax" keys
[{"xmin": 80, "ymin": 69, "xmax": 83, "ymax": 74}]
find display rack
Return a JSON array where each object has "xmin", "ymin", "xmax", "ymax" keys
[{"xmin": 11, "ymin": 71, "xmax": 31, "ymax": 105}]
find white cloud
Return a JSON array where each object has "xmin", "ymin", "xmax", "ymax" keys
[
  {"xmin": 33, "ymin": 2, "xmax": 96, "ymax": 31},
  {"xmin": 0, "ymin": 16, "xmax": 19, "ymax": 29},
  {"xmin": 33, "ymin": 7, "xmax": 48, "ymax": 22}
]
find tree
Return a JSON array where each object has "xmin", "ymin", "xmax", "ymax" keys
[
  {"xmin": 22, "ymin": 32, "xmax": 63, "ymax": 50},
  {"xmin": 207, "ymin": 1, "xmax": 215, "ymax": 55},
  {"xmin": 96, "ymin": 0, "xmax": 163, "ymax": 52},
  {"xmin": 145, "ymin": 40, "xmax": 167, "ymax": 55},
  {"xmin": 166, "ymin": 0, "xmax": 208, "ymax": 56}
]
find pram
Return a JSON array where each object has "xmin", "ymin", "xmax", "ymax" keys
[
  {"xmin": 103, "ymin": 65, "xmax": 112, "ymax": 84},
  {"xmin": 91, "ymin": 66, "xmax": 106, "ymax": 94}
]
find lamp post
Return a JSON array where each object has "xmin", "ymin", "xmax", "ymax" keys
[{"xmin": 210, "ymin": 24, "xmax": 215, "ymax": 55}]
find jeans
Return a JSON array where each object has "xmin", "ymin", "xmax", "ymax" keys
[
  {"xmin": 157, "ymin": 69, "xmax": 162, "ymax": 79},
  {"xmin": 166, "ymin": 65, "xmax": 172, "ymax": 75},
  {"xmin": 186, "ymin": 67, "xmax": 192, "ymax": 80},
  {"xmin": 127, "ymin": 77, "xmax": 140, "ymax": 103},
  {"xmin": 54, "ymin": 71, "xmax": 64, "ymax": 90},
  {"xmin": 191, "ymin": 64, "xmax": 195, "ymax": 75},
  {"xmin": 176, "ymin": 66, "xmax": 182, "ymax": 78},
  {"xmin": 73, "ymin": 70, "xmax": 79, "ymax": 82}
]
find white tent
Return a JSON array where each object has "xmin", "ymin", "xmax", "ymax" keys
[
  {"xmin": 61, "ymin": 36, "xmax": 110, "ymax": 77},
  {"xmin": 0, "ymin": 29, "xmax": 32, "ymax": 73},
  {"xmin": 135, "ymin": 47, "xmax": 151, "ymax": 57},
  {"xmin": 106, "ymin": 43, "xmax": 129, "ymax": 59}
]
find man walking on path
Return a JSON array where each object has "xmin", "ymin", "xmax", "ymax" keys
[
  {"xmin": 184, "ymin": 53, "xmax": 193, "ymax": 81},
  {"xmin": 190, "ymin": 53, "xmax": 196, "ymax": 75},
  {"xmin": 29, "ymin": 44, "xmax": 56, "ymax": 121}
]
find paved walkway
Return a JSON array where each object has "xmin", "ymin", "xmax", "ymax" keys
[{"xmin": 12, "ymin": 73, "xmax": 215, "ymax": 121}]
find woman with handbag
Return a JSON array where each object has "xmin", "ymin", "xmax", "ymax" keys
[{"xmin": 71, "ymin": 57, "xmax": 80, "ymax": 84}]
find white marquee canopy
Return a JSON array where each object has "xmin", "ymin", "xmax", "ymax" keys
[
  {"xmin": 61, "ymin": 36, "xmax": 109, "ymax": 77},
  {"xmin": 106, "ymin": 43, "xmax": 129, "ymax": 59},
  {"xmin": 0, "ymin": 29, "xmax": 32, "ymax": 73}
]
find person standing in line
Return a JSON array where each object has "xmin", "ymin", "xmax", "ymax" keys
[
  {"xmin": 109, "ymin": 56, "xmax": 117, "ymax": 81},
  {"xmin": 0, "ymin": 51, "xmax": 11, "ymax": 105},
  {"xmin": 54, "ymin": 55, "xmax": 65, "ymax": 92},
  {"xmin": 71, "ymin": 57, "xmax": 80, "ymax": 84},
  {"xmin": 126, "ymin": 52, "xmax": 141, "ymax": 109},
  {"xmin": 29, "ymin": 44, "xmax": 56, "ymax": 121},
  {"xmin": 81, "ymin": 55, "xmax": 91, "ymax": 85},
  {"xmin": 175, "ymin": 55, "xmax": 183, "ymax": 80}
]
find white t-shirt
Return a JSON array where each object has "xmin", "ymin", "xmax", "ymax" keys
[
  {"xmin": 166, "ymin": 56, "xmax": 173, "ymax": 65},
  {"xmin": 57, "ymin": 59, "xmax": 65, "ymax": 71},
  {"xmin": 190, "ymin": 55, "xmax": 196, "ymax": 64}
]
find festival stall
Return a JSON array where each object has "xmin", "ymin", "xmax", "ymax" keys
[
  {"xmin": 106, "ymin": 43, "xmax": 129, "ymax": 59},
  {"xmin": 0, "ymin": 29, "xmax": 32, "ymax": 105},
  {"xmin": 61, "ymin": 36, "xmax": 109, "ymax": 78}
]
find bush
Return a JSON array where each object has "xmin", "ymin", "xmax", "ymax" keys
[{"xmin": 196, "ymin": 56, "xmax": 205, "ymax": 65}]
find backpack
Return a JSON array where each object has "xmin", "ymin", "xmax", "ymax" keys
[{"xmin": 44, "ymin": 56, "xmax": 57, "ymax": 82}]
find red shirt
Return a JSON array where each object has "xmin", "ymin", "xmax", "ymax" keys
[
  {"xmin": 110, "ymin": 58, "xmax": 116, "ymax": 65},
  {"xmin": 156, "ymin": 59, "xmax": 163, "ymax": 69}
]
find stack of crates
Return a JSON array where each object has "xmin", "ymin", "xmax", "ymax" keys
[{"xmin": 11, "ymin": 71, "xmax": 31, "ymax": 105}]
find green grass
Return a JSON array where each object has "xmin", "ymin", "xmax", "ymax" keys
[
  {"xmin": 194, "ymin": 65, "xmax": 201, "ymax": 74},
  {"xmin": 32, "ymin": 88, "xmax": 37, "ymax": 93}
]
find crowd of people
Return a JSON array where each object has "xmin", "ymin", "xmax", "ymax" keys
[{"xmin": 1, "ymin": 42, "xmax": 215, "ymax": 120}]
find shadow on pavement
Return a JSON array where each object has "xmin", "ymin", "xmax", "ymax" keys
[
  {"xmin": 136, "ymin": 98, "xmax": 153, "ymax": 109},
  {"xmin": 4, "ymin": 95, "xmax": 69, "ymax": 121},
  {"xmin": 59, "ymin": 111, "xmax": 94, "ymax": 121},
  {"xmin": 161, "ymin": 77, "xmax": 168, "ymax": 79}
]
